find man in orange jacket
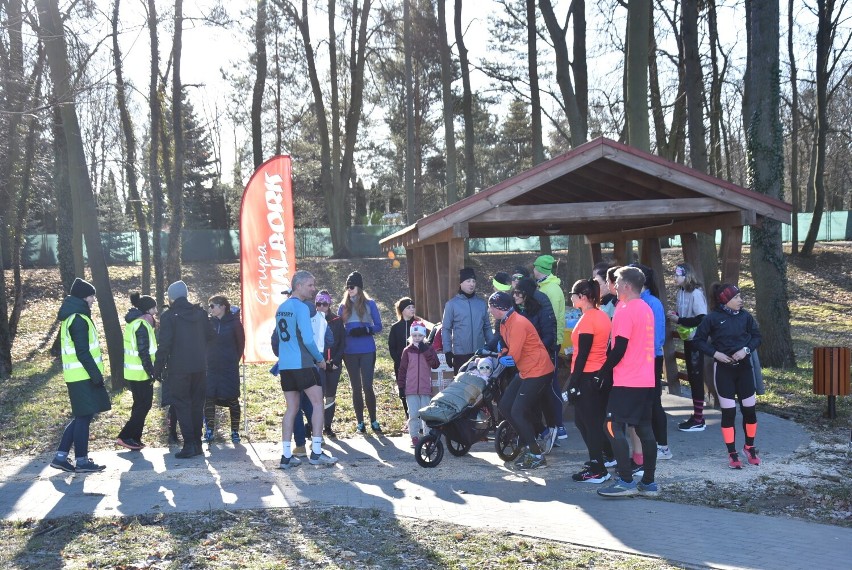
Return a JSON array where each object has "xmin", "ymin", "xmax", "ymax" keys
[{"xmin": 489, "ymin": 291, "xmax": 555, "ymax": 470}]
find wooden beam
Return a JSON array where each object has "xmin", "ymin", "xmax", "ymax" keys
[
  {"xmin": 719, "ymin": 226, "xmax": 744, "ymax": 286},
  {"xmin": 584, "ymin": 210, "xmax": 756, "ymax": 244},
  {"xmin": 470, "ymin": 198, "xmax": 737, "ymax": 225}
]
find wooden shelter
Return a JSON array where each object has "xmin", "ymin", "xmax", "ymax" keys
[{"xmin": 379, "ymin": 137, "xmax": 792, "ymax": 393}]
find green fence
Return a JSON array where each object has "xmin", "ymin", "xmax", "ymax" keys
[{"xmin": 10, "ymin": 211, "xmax": 852, "ymax": 267}]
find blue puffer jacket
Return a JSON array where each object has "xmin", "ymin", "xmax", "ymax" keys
[{"xmin": 206, "ymin": 310, "xmax": 245, "ymax": 399}]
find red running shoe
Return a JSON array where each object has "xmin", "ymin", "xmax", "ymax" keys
[
  {"xmin": 742, "ymin": 445, "xmax": 761, "ymax": 465},
  {"xmin": 728, "ymin": 452, "xmax": 742, "ymax": 469}
]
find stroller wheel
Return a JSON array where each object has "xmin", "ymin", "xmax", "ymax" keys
[
  {"xmin": 495, "ymin": 420, "xmax": 521, "ymax": 461},
  {"xmin": 415, "ymin": 434, "xmax": 444, "ymax": 468},
  {"xmin": 445, "ymin": 435, "xmax": 472, "ymax": 457}
]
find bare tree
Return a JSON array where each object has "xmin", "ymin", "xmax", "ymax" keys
[
  {"xmin": 743, "ymin": 0, "xmax": 795, "ymax": 367},
  {"xmin": 404, "ymin": 0, "xmax": 416, "ymax": 221},
  {"xmin": 276, "ymin": 0, "xmax": 373, "ymax": 257},
  {"xmin": 167, "ymin": 0, "xmax": 185, "ymax": 283},
  {"xmin": 455, "ymin": 0, "xmax": 476, "ymax": 197},
  {"xmin": 788, "ymin": 0, "xmax": 801, "ymax": 253},
  {"xmin": 438, "ymin": 0, "xmax": 458, "ymax": 205},
  {"xmin": 147, "ymin": 0, "xmax": 166, "ymax": 306},
  {"xmin": 252, "ymin": 0, "xmax": 268, "ymax": 168},
  {"xmin": 36, "ymin": 0, "xmax": 125, "ymax": 387},
  {"xmin": 112, "ymin": 0, "xmax": 151, "ymax": 293},
  {"xmin": 801, "ymin": 0, "xmax": 852, "ymax": 256}
]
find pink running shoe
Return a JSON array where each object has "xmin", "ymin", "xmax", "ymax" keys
[
  {"xmin": 728, "ymin": 452, "xmax": 742, "ymax": 469},
  {"xmin": 742, "ymin": 445, "xmax": 761, "ymax": 465}
]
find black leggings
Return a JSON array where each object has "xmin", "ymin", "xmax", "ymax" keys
[
  {"xmin": 118, "ymin": 380, "xmax": 154, "ymax": 441},
  {"xmin": 499, "ymin": 374, "xmax": 551, "ymax": 454},
  {"xmin": 573, "ymin": 372, "xmax": 609, "ymax": 465},
  {"xmin": 651, "ymin": 356, "xmax": 668, "ymax": 446},
  {"xmin": 204, "ymin": 397, "xmax": 241, "ymax": 432},
  {"xmin": 605, "ymin": 419, "xmax": 657, "ymax": 484},
  {"xmin": 683, "ymin": 340, "xmax": 704, "ymax": 401}
]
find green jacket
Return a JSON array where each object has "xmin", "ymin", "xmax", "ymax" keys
[{"xmin": 538, "ymin": 274, "xmax": 566, "ymax": 345}]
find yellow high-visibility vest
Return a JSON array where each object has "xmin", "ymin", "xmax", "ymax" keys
[
  {"xmin": 123, "ymin": 319, "xmax": 157, "ymax": 381},
  {"xmin": 60, "ymin": 314, "xmax": 104, "ymax": 383}
]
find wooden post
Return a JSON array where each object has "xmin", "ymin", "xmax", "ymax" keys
[
  {"xmin": 719, "ymin": 225, "xmax": 744, "ymax": 286},
  {"xmin": 641, "ymin": 238, "xmax": 681, "ymax": 396}
]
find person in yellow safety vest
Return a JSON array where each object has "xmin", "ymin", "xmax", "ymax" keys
[
  {"xmin": 50, "ymin": 278, "xmax": 112, "ymax": 474},
  {"xmin": 116, "ymin": 292, "xmax": 159, "ymax": 450}
]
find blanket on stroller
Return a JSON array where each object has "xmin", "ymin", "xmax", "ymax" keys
[{"xmin": 419, "ymin": 372, "xmax": 486, "ymax": 424}]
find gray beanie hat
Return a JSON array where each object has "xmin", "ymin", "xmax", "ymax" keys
[{"xmin": 167, "ymin": 280, "xmax": 188, "ymax": 302}]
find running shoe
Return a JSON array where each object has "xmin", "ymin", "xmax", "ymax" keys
[
  {"xmin": 572, "ymin": 466, "xmax": 611, "ymax": 484},
  {"xmin": 116, "ymin": 437, "xmax": 142, "ymax": 450},
  {"xmin": 597, "ymin": 478, "xmax": 638, "ymax": 497},
  {"xmin": 556, "ymin": 425, "xmax": 568, "ymax": 440},
  {"xmin": 50, "ymin": 456, "xmax": 75, "ymax": 473},
  {"xmin": 742, "ymin": 445, "xmax": 761, "ymax": 466},
  {"xmin": 203, "ymin": 427, "xmax": 214, "ymax": 443},
  {"xmin": 637, "ymin": 481, "xmax": 660, "ymax": 497},
  {"xmin": 356, "ymin": 422, "xmax": 366, "ymax": 434},
  {"xmin": 631, "ymin": 459, "xmax": 644, "ymax": 478},
  {"xmin": 371, "ymin": 420, "xmax": 383, "ymax": 433},
  {"xmin": 603, "ymin": 456, "xmax": 617, "ymax": 468},
  {"xmin": 74, "ymin": 458, "xmax": 106, "ymax": 473},
  {"xmin": 728, "ymin": 451, "xmax": 742, "ymax": 469},
  {"xmin": 537, "ymin": 428, "xmax": 557, "ymax": 455},
  {"xmin": 678, "ymin": 416, "xmax": 706, "ymax": 432},
  {"xmin": 517, "ymin": 451, "xmax": 547, "ymax": 470},
  {"xmin": 279, "ymin": 454, "xmax": 302, "ymax": 469},
  {"xmin": 657, "ymin": 445, "xmax": 673, "ymax": 460},
  {"xmin": 231, "ymin": 431, "xmax": 241, "ymax": 444},
  {"xmin": 309, "ymin": 451, "xmax": 339, "ymax": 466},
  {"xmin": 411, "ymin": 437, "xmax": 419, "ymax": 448}
]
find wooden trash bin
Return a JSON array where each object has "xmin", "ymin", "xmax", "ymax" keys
[{"xmin": 812, "ymin": 346, "xmax": 851, "ymax": 419}]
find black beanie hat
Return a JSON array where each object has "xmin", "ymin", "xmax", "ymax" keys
[
  {"xmin": 346, "ymin": 271, "xmax": 364, "ymax": 289},
  {"xmin": 459, "ymin": 267, "xmax": 476, "ymax": 283},
  {"xmin": 512, "ymin": 266, "xmax": 530, "ymax": 280},
  {"xmin": 130, "ymin": 291, "xmax": 157, "ymax": 312},
  {"xmin": 70, "ymin": 278, "xmax": 96, "ymax": 299},
  {"xmin": 488, "ymin": 291, "xmax": 513, "ymax": 311}
]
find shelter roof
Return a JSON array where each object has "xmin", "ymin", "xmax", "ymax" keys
[{"xmin": 380, "ymin": 137, "xmax": 792, "ymax": 249}]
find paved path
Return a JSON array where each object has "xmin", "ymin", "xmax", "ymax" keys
[{"xmin": 0, "ymin": 394, "xmax": 849, "ymax": 569}]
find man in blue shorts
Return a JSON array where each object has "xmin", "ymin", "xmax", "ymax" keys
[{"xmin": 272, "ymin": 270, "xmax": 338, "ymax": 468}]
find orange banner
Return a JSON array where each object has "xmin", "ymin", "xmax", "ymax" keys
[{"xmin": 239, "ymin": 156, "xmax": 296, "ymax": 362}]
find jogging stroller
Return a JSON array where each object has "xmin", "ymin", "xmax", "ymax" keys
[{"xmin": 414, "ymin": 353, "xmax": 512, "ymax": 468}]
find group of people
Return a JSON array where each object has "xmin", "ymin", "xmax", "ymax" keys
[{"xmin": 50, "ymin": 255, "xmax": 764, "ymax": 489}]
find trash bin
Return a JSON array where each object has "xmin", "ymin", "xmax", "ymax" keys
[{"xmin": 812, "ymin": 347, "xmax": 850, "ymax": 419}]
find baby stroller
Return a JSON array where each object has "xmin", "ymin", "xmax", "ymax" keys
[{"xmin": 414, "ymin": 353, "xmax": 512, "ymax": 468}]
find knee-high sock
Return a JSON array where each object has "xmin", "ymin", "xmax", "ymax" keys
[
  {"xmin": 721, "ymin": 406, "xmax": 737, "ymax": 454},
  {"xmin": 741, "ymin": 405, "xmax": 757, "ymax": 446}
]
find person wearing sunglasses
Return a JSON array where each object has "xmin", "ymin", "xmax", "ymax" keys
[
  {"xmin": 692, "ymin": 283, "xmax": 762, "ymax": 469},
  {"xmin": 315, "ymin": 290, "xmax": 345, "ymax": 438},
  {"xmin": 338, "ymin": 271, "xmax": 384, "ymax": 434},
  {"xmin": 203, "ymin": 295, "xmax": 245, "ymax": 445}
]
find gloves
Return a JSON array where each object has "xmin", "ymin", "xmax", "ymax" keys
[
  {"xmin": 349, "ymin": 326, "xmax": 369, "ymax": 337},
  {"xmin": 417, "ymin": 341, "xmax": 428, "ymax": 351},
  {"xmin": 593, "ymin": 369, "xmax": 613, "ymax": 392},
  {"xmin": 270, "ymin": 362, "xmax": 280, "ymax": 376},
  {"xmin": 89, "ymin": 374, "xmax": 105, "ymax": 388},
  {"xmin": 566, "ymin": 374, "xmax": 582, "ymax": 403},
  {"xmin": 498, "ymin": 355, "xmax": 516, "ymax": 367},
  {"xmin": 445, "ymin": 351, "xmax": 454, "ymax": 368},
  {"xmin": 398, "ymin": 385, "xmax": 405, "ymax": 399},
  {"xmin": 474, "ymin": 347, "xmax": 488, "ymax": 357}
]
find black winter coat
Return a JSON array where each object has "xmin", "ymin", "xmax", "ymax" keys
[
  {"xmin": 325, "ymin": 312, "xmax": 345, "ymax": 367},
  {"xmin": 153, "ymin": 297, "xmax": 215, "ymax": 378},
  {"xmin": 57, "ymin": 295, "xmax": 111, "ymax": 416},
  {"xmin": 206, "ymin": 311, "xmax": 246, "ymax": 399}
]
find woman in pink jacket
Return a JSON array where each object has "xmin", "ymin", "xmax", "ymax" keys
[{"xmin": 397, "ymin": 323, "xmax": 439, "ymax": 447}]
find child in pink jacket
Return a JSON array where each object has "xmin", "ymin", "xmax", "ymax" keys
[{"xmin": 397, "ymin": 323, "xmax": 439, "ymax": 447}]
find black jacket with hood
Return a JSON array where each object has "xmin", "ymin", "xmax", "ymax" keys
[{"xmin": 153, "ymin": 297, "xmax": 214, "ymax": 378}]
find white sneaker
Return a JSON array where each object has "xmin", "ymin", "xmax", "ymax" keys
[
  {"xmin": 279, "ymin": 454, "xmax": 302, "ymax": 469},
  {"xmin": 309, "ymin": 451, "xmax": 338, "ymax": 466},
  {"xmin": 657, "ymin": 445, "xmax": 673, "ymax": 460}
]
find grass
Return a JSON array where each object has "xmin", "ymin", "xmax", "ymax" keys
[{"xmin": 2, "ymin": 245, "xmax": 852, "ymax": 566}]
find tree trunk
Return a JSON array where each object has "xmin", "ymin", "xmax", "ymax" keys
[
  {"xmin": 167, "ymin": 0, "xmax": 185, "ymax": 284},
  {"xmin": 53, "ymin": 107, "xmax": 76, "ymax": 293},
  {"xmin": 625, "ymin": 0, "xmax": 650, "ymax": 151},
  {"xmin": 707, "ymin": 1, "xmax": 725, "ymax": 178},
  {"xmin": 252, "ymin": 0, "xmax": 268, "ymax": 169},
  {"xmin": 112, "ymin": 0, "xmax": 151, "ymax": 294},
  {"xmin": 37, "ymin": 0, "xmax": 126, "ymax": 388},
  {"xmin": 801, "ymin": 0, "xmax": 833, "ymax": 257},
  {"xmin": 788, "ymin": 0, "xmax": 800, "ymax": 254},
  {"xmin": 540, "ymin": 0, "xmax": 587, "ymax": 144},
  {"xmin": 454, "ymin": 0, "xmax": 476, "ymax": 197},
  {"xmin": 403, "ymin": 0, "xmax": 416, "ymax": 222},
  {"xmin": 147, "ymin": 0, "xmax": 166, "ymax": 307},
  {"xmin": 527, "ymin": 0, "xmax": 544, "ymax": 165},
  {"xmin": 743, "ymin": 0, "xmax": 796, "ymax": 368},
  {"xmin": 437, "ymin": 0, "xmax": 458, "ymax": 206}
]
